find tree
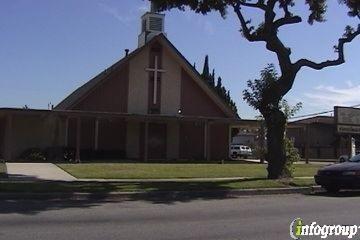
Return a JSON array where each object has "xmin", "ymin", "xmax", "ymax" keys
[
  {"xmin": 210, "ymin": 69, "xmax": 215, "ymax": 86},
  {"xmin": 216, "ymin": 76, "xmax": 222, "ymax": 90},
  {"xmin": 200, "ymin": 55, "xmax": 239, "ymax": 115},
  {"xmin": 201, "ymin": 55, "xmax": 216, "ymax": 86},
  {"xmin": 252, "ymin": 91, "xmax": 303, "ymax": 177},
  {"xmin": 244, "ymin": 64, "xmax": 304, "ymax": 177},
  {"xmin": 152, "ymin": 0, "xmax": 360, "ymax": 179},
  {"xmin": 201, "ymin": 55, "xmax": 210, "ymax": 81}
]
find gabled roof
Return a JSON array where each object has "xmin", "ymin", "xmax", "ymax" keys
[
  {"xmin": 55, "ymin": 34, "xmax": 238, "ymax": 118},
  {"xmin": 54, "ymin": 43, "xmax": 145, "ymax": 110}
]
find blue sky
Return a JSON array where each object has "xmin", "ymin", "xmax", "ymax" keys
[{"xmin": 0, "ymin": 0, "xmax": 359, "ymax": 119}]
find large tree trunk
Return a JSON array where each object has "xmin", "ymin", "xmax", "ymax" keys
[{"xmin": 264, "ymin": 108, "xmax": 287, "ymax": 179}]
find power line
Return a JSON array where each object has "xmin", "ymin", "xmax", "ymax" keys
[
  {"xmin": 290, "ymin": 110, "xmax": 333, "ymax": 120},
  {"xmin": 290, "ymin": 104, "xmax": 360, "ymax": 120}
]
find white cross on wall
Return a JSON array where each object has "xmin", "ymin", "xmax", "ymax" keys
[{"xmin": 145, "ymin": 56, "xmax": 166, "ymax": 105}]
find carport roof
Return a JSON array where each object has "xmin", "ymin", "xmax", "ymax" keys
[{"xmin": 289, "ymin": 116, "xmax": 334, "ymax": 125}]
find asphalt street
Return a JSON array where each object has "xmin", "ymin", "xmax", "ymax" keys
[{"xmin": 1, "ymin": 192, "xmax": 360, "ymax": 240}]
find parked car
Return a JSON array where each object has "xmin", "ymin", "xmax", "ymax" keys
[
  {"xmin": 315, "ymin": 154, "xmax": 360, "ymax": 193},
  {"xmin": 230, "ymin": 145, "xmax": 252, "ymax": 159}
]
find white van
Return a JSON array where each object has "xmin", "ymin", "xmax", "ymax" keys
[{"xmin": 230, "ymin": 144, "xmax": 252, "ymax": 159}]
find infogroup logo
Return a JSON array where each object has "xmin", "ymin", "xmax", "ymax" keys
[{"xmin": 290, "ymin": 218, "xmax": 359, "ymax": 239}]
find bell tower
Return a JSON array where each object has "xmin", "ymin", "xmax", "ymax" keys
[{"xmin": 138, "ymin": 1, "xmax": 166, "ymax": 48}]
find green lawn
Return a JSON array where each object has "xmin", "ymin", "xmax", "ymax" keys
[
  {"xmin": 0, "ymin": 178, "xmax": 316, "ymax": 193},
  {"xmin": 0, "ymin": 162, "xmax": 6, "ymax": 178},
  {"xmin": 58, "ymin": 163, "xmax": 322, "ymax": 179}
]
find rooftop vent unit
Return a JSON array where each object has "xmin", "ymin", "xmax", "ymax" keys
[{"xmin": 138, "ymin": 11, "xmax": 166, "ymax": 47}]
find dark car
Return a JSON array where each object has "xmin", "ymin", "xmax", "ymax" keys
[{"xmin": 315, "ymin": 154, "xmax": 360, "ymax": 193}]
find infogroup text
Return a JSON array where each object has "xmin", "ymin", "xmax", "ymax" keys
[{"xmin": 290, "ymin": 218, "xmax": 359, "ymax": 239}]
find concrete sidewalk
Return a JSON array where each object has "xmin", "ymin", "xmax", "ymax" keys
[{"xmin": 6, "ymin": 163, "xmax": 77, "ymax": 181}]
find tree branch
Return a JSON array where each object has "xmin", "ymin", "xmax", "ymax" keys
[
  {"xmin": 294, "ymin": 25, "xmax": 360, "ymax": 71},
  {"xmin": 281, "ymin": 1, "xmax": 292, "ymax": 18},
  {"xmin": 264, "ymin": 0, "xmax": 277, "ymax": 25},
  {"xmin": 274, "ymin": 16, "xmax": 302, "ymax": 28},
  {"xmin": 232, "ymin": 3, "xmax": 265, "ymax": 42},
  {"xmin": 273, "ymin": 1, "xmax": 302, "ymax": 29}
]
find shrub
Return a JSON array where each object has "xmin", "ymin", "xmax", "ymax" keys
[
  {"xmin": 20, "ymin": 148, "xmax": 46, "ymax": 162},
  {"xmin": 44, "ymin": 147, "xmax": 64, "ymax": 161},
  {"xmin": 282, "ymin": 137, "xmax": 301, "ymax": 178},
  {"xmin": 63, "ymin": 147, "xmax": 76, "ymax": 162}
]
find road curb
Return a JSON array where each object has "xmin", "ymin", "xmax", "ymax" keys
[{"xmin": 0, "ymin": 186, "xmax": 322, "ymax": 201}]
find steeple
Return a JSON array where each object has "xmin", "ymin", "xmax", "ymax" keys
[{"xmin": 138, "ymin": 1, "xmax": 166, "ymax": 48}]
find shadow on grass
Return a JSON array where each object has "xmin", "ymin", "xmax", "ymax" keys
[
  {"xmin": 127, "ymin": 178, "xmax": 267, "ymax": 204},
  {"xmin": 0, "ymin": 178, "xmax": 268, "ymax": 215}
]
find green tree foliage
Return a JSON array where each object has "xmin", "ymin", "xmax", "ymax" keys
[
  {"xmin": 280, "ymin": 99, "xmax": 302, "ymax": 122},
  {"xmin": 339, "ymin": 0, "xmax": 360, "ymax": 19},
  {"xmin": 200, "ymin": 55, "xmax": 238, "ymax": 115},
  {"xmin": 151, "ymin": 0, "xmax": 349, "ymax": 23},
  {"xmin": 283, "ymin": 137, "xmax": 301, "ymax": 178},
  {"xmin": 280, "ymin": 99, "xmax": 302, "ymax": 178},
  {"xmin": 243, "ymin": 64, "xmax": 278, "ymax": 111}
]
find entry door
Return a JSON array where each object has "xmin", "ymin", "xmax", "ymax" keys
[{"xmin": 148, "ymin": 123, "xmax": 167, "ymax": 159}]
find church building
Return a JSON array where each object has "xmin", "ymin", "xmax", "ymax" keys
[{"xmin": 0, "ymin": 4, "xmax": 245, "ymax": 162}]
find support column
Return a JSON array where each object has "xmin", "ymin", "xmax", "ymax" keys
[
  {"xmin": 204, "ymin": 121, "xmax": 211, "ymax": 161},
  {"xmin": 144, "ymin": 121, "xmax": 149, "ymax": 162},
  {"xmin": 53, "ymin": 115, "xmax": 61, "ymax": 147},
  {"xmin": 4, "ymin": 114, "xmax": 13, "ymax": 161},
  {"xmin": 305, "ymin": 125, "xmax": 310, "ymax": 164},
  {"xmin": 348, "ymin": 134, "xmax": 354, "ymax": 157},
  {"xmin": 94, "ymin": 118, "xmax": 99, "ymax": 151},
  {"xmin": 64, "ymin": 117, "xmax": 69, "ymax": 147},
  {"xmin": 228, "ymin": 125, "xmax": 232, "ymax": 159},
  {"xmin": 75, "ymin": 117, "xmax": 81, "ymax": 163},
  {"xmin": 166, "ymin": 121, "xmax": 179, "ymax": 160},
  {"xmin": 126, "ymin": 121, "xmax": 140, "ymax": 159},
  {"xmin": 259, "ymin": 122, "xmax": 266, "ymax": 164}
]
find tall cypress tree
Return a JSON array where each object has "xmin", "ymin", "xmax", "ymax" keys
[
  {"xmin": 221, "ymin": 86, "xmax": 226, "ymax": 98},
  {"xmin": 210, "ymin": 69, "xmax": 215, "ymax": 86},
  {"xmin": 216, "ymin": 77, "xmax": 222, "ymax": 92},
  {"xmin": 226, "ymin": 90, "xmax": 231, "ymax": 102},
  {"xmin": 201, "ymin": 55, "xmax": 210, "ymax": 81},
  {"xmin": 199, "ymin": 56, "xmax": 238, "ymax": 116}
]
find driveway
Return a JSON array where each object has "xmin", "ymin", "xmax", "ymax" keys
[{"xmin": 6, "ymin": 163, "xmax": 77, "ymax": 181}]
